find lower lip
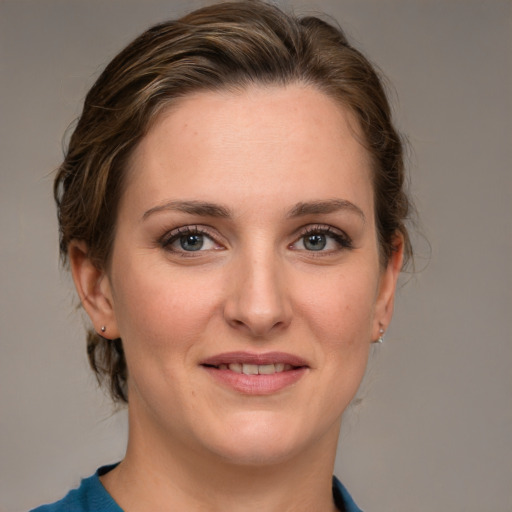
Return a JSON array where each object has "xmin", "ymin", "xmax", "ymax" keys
[{"xmin": 202, "ymin": 366, "xmax": 308, "ymax": 395}]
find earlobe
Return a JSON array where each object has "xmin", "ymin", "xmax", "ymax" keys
[
  {"xmin": 68, "ymin": 241, "xmax": 120, "ymax": 339},
  {"xmin": 372, "ymin": 235, "xmax": 404, "ymax": 342}
]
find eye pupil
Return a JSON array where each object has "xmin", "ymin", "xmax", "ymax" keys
[
  {"xmin": 180, "ymin": 234, "xmax": 203, "ymax": 251},
  {"xmin": 304, "ymin": 233, "xmax": 326, "ymax": 251}
]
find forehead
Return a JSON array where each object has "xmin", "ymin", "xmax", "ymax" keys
[{"xmin": 125, "ymin": 84, "xmax": 374, "ymax": 217}]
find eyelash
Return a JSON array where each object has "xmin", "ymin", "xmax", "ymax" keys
[
  {"xmin": 159, "ymin": 225, "xmax": 220, "ymax": 255},
  {"xmin": 159, "ymin": 224, "xmax": 353, "ymax": 255},
  {"xmin": 293, "ymin": 225, "xmax": 353, "ymax": 253}
]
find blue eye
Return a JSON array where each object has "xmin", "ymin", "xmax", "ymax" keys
[
  {"xmin": 303, "ymin": 233, "xmax": 327, "ymax": 251},
  {"xmin": 162, "ymin": 227, "xmax": 220, "ymax": 253},
  {"xmin": 179, "ymin": 233, "xmax": 205, "ymax": 251},
  {"xmin": 293, "ymin": 226, "xmax": 352, "ymax": 252}
]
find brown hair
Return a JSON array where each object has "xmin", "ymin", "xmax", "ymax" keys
[{"xmin": 55, "ymin": 0, "xmax": 412, "ymax": 403}]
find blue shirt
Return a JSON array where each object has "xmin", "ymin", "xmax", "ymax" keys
[{"xmin": 31, "ymin": 464, "xmax": 362, "ymax": 512}]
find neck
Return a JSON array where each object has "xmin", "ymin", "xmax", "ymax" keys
[{"xmin": 101, "ymin": 404, "xmax": 341, "ymax": 512}]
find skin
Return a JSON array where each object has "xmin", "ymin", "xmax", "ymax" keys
[{"xmin": 70, "ymin": 84, "xmax": 403, "ymax": 512}]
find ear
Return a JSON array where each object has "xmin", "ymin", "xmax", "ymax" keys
[
  {"xmin": 372, "ymin": 235, "xmax": 404, "ymax": 341},
  {"xmin": 68, "ymin": 240, "xmax": 120, "ymax": 339}
]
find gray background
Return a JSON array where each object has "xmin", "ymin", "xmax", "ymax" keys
[{"xmin": 1, "ymin": 1, "xmax": 511, "ymax": 511}]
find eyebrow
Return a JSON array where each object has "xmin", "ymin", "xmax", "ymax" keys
[
  {"xmin": 287, "ymin": 199, "xmax": 366, "ymax": 222},
  {"xmin": 142, "ymin": 198, "xmax": 365, "ymax": 222},
  {"xmin": 142, "ymin": 200, "xmax": 232, "ymax": 220}
]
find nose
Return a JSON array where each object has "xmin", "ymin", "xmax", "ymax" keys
[{"xmin": 223, "ymin": 251, "xmax": 292, "ymax": 338}]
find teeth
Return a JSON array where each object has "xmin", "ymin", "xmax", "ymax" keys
[
  {"xmin": 228, "ymin": 362, "xmax": 242, "ymax": 373},
  {"xmin": 258, "ymin": 364, "xmax": 275, "ymax": 375},
  {"xmin": 223, "ymin": 363, "xmax": 293, "ymax": 374},
  {"xmin": 242, "ymin": 364, "xmax": 259, "ymax": 375}
]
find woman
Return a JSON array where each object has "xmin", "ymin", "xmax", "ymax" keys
[{"xmin": 33, "ymin": 1, "xmax": 411, "ymax": 511}]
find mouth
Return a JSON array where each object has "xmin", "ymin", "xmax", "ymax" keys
[
  {"xmin": 200, "ymin": 352, "xmax": 309, "ymax": 394},
  {"xmin": 204, "ymin": 362, "xmax": 297, "ymax": 375},
  {"xmin": 200, "ymin": 351, "xmax": 309, "ymax": 372}
]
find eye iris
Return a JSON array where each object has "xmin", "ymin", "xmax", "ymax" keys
[
  {"xmin": 180, "ymin": 234, "xmax": 203, "ymax": 251},
  {"xmin": 304, "ymin": 233, "xmax": 326, "ymax": 251}
]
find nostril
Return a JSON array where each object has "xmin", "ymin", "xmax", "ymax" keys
[
  {"xmin": 229, "ymin": 318, "xmax": 250, "ymax": 331},
  {"xmin": 227, "ymin": 319, "xmax": 289, "ymax": 339}
]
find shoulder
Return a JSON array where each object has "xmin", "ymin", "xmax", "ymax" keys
[
  {"xmin": 30, "ymin": 465, "xmax": 122, "ymax": 512},
  {"xmin": 333, "ymin": 476, "xmax": 363, "ymax": 512}
]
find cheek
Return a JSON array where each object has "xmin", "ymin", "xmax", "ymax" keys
[
  {"xmin": 296, "ymin": 266, "xmax": 378, "ymax": 349},
  {"xmin": 110, "ymin": 262, "xmax": 226, "ymax": 414},
  {"xmin": 285, "ymin": 267, "xmax": 377, "ymax": 424},
  {"xmin": 296, "ymin": 265, "xmax": 377, "ymax": 402},
  {"xmin": 110, "ymin": 258, "xmax": 224, "ymax": 357}
]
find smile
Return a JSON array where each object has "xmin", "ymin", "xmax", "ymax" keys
[
  {"xmin": 200, "ymin": 352, "xmax": 309, "ymax": 394},
  {"xmin": 213, "ymin": 363, "xmax": 294, "ymax": 374}
]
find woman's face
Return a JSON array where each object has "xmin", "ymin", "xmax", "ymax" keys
[{"xmin": 93, "ymin": 85, "xmax": 401, "ymax": 465}]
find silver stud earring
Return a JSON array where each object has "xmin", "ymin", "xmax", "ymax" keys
[
  {"xmin": 100, "ymin": 326, "xmax": 106, "ymax": 333},
  {"xmin": 377, "ymin": 327, "xmax": 385, "ymax": 344}
]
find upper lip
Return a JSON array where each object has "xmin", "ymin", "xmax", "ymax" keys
[{"xmin": 200, "ymin": 351, "xmax": 309, "ymax": 368}]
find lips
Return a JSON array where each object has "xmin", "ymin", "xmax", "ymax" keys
[
  {"xmin": 216, "ymin": 362, "xmax": 293, "ymax": 374},
  {"xmin": 200, "ymin": 352, "xmax": 309, "ymax": 394},
  {"xmin": 201, "ymin": 351, "xmax": 308, "ymax": 370}
]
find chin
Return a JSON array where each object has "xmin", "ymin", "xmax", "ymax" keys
[
  {"xmin": 198, "ymin": 411, "xmax": 327, "ymax": 467},
  {"xmin": 212, "ymin": 437, "xmax": 303, "ymax": 467}
]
